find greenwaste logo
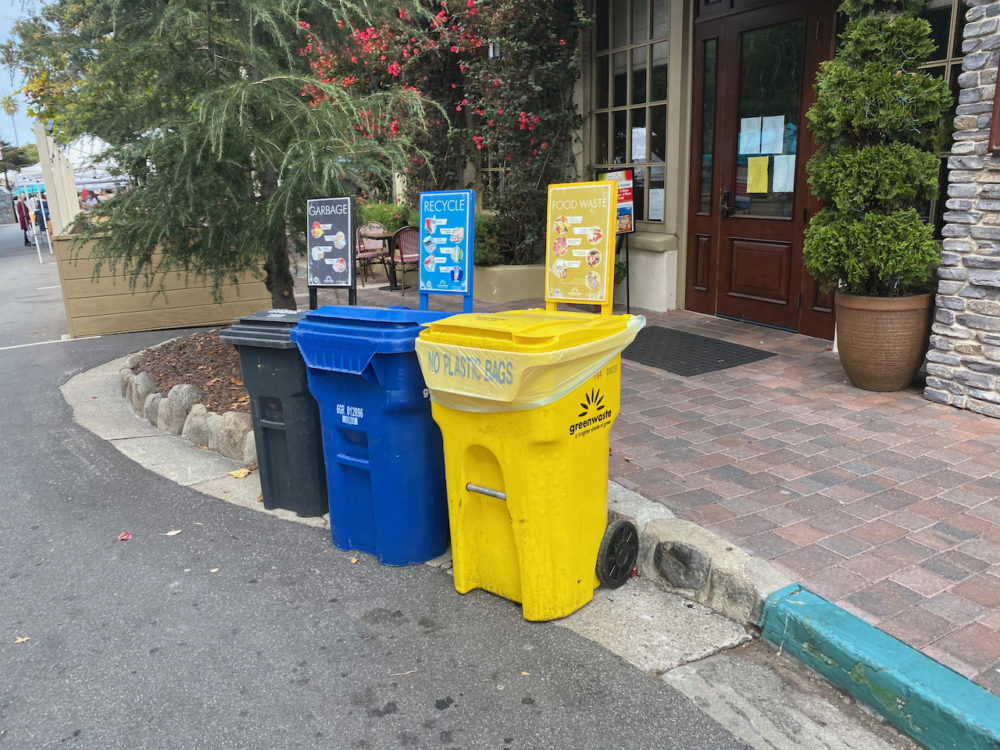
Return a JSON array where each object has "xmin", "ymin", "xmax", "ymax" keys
[
  {"xmin": 569, "ymin": 388, "xmax": 613, "ymax": 436},
  {"xmin": 578, "ymin": 388, "xmax": 605, "ymax": 417}
]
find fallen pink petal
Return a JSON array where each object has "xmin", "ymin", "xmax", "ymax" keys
[{"xmin": 118, "ymin": 532, "xmax": 132, "ymax": 541}]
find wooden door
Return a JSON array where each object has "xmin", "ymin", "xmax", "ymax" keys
[{"xmin": 686, "ymin": 0, "xmax": 836, "ymax": 339}]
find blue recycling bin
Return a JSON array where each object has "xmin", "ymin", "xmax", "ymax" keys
[{"xmin": 290, "ymin": 306, "xmax": 453, "ymax": 565}]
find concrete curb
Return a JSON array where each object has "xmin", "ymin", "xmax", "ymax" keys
[
  {"xmin": 61, "ymin": 353, "xmax": 327, "ymax": 531},
  {"xmin": 759, "ymin": 585, "xmax": 1000, "ymax": 750},
  {"xmin": 69, "ymin": 353, "xmax": 1000, "ymax": 749},
  {"xmin": 608, "ymin": 482, "xmax": 793, "ymax": 628},
  {"xmin": 611, "ymin": 483, "xmax": 1000, "ymax": 750}
]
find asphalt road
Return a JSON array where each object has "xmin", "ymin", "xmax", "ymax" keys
[{"xmin": 0, "ymin": 220, "xmax": 749, "ymax": 748}]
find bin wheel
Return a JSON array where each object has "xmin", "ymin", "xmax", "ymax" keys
[{"xmin": 597, "ymin": 519, "xmax": 638, "ymax": 589}]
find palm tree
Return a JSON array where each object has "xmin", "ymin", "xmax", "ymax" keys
[{"xmin": 1, "ymin": 95, "xmax": 19, "ymax": 146}]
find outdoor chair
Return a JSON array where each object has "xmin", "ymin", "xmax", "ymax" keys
[
  {"xmin": 356, "ymin": 221, "xmax": 390, "ymax": 286},
  {"xmin": 392, "ymin": 226, "xmax": 421, "ymax": 296}
]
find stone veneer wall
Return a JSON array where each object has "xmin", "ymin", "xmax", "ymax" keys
[{"xmin": 925, "ymin": 0, "xmax": 1000, "ymax": 417}]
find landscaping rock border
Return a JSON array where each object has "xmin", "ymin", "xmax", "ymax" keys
[{"xmin": 119, "ymin": 350, "xmax": 256, "ymax": 466}]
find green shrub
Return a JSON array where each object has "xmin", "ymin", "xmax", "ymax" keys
[
  {"xmin": 803, "ymin": 0, "xmax": 951, "ymax": 296},
  {"xmin": 356, "ymin": 201, "xmax": 410, "ymax": 232},
  {"xmin": 473, "ymin": 212, "xmax": 505, "ymax": 266},
  {"xmin": 614, "ymin": 260, "xmax": 628, "ymax": 286},
  {"xmin": 807, "ymin": 143, "xmax": 941, "ymax": 214},
  {"xmin": 406, "ymin": 206, "xmax": 420, "ymax": 229},
  {"xmin": 803, "ymin": 208, "xmax": 938, "ymax": 296}
]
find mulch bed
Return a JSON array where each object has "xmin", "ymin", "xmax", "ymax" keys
[{"xmin": 134, "ymin": 330, "xmax": 251, "ymax": 415}]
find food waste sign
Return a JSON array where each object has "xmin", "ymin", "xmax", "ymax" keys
[
  {"xmin": 306, "ymin": 197, "xmax": 354, "ymax": 287},
  {"xmin": 545, "ymin": 181, "xmax": 617, "ymax": 305}
]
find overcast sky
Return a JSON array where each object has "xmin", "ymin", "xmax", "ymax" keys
[{"xmin": 0, "ymin": 1, "xmax": 43, "ymax": 147}]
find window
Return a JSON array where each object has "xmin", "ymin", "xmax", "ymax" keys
[
  {"xmin": 593, "ymin": 0, "xmax": 670, "ymax": 224},
  {"xmin": 920, "ymin": 0, "xmax": 966, "ymax": 234}
]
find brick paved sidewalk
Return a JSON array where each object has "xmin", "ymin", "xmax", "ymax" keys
[
  {"xmin": 302, "ymin": 279, "xmax": 1000, "ymax": 697},
  {"xmin": 612, "ymin": 308, "xmax": 1000, "ymax": 697}
]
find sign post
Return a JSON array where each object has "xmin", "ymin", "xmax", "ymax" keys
[
  {"xmin": 599, "ymin": 169, "xmax": 634, "ymax": 313},
  {"xmin": 306, "ymin": 197, "xmax": 355, "ymax": 309},
  {"xmin": 544, "ymin": 181, "xmax": 617, "ymax": 316},
  {"xmin": 418, "ymin": 189, "xmax": 475, "ymax": 312}
]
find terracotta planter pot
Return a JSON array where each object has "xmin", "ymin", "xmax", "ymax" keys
[{"xmin": 834, "ymin": 291, "xmax": 934, "ymax": 392}]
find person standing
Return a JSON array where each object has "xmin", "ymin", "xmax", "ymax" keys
[
  {"xmin": 15, "ymin": 195, "xmax": 32, "ymax": 246},
  {"xmin": 36, "ymin": 192, "xmax": 49, "ymax": 234}
]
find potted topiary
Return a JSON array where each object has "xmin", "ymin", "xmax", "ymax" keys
[{"xmin": 803, "ymin": 0, "xmax": 952, "ymax": 391}]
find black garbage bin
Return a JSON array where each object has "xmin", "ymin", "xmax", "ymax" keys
[{"xmin": 220, "ymin": 310, "xmax": 328, "ymax": 517}]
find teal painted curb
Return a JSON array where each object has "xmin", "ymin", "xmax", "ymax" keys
[{"xmin": 759, "ymin": 585, "xmax": 1000, "ymax": 750}]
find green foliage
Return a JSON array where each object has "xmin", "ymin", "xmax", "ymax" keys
[
  {"xmin": 0, "ymin": 140, "xmax": 38, "ymax": 186},
  {"xmin": 834, "ymin": 14, "xmax": 938, "ymax": 68},
  {"xmin": 456, "ymin": 0, "xmax": 587, "ymax": 265},
  {"xmin": 807, "ymin": 143, "xmax": 940, "ymax": 213},
  {"xmin": 838, "ymin": 0, "xmax": 925, "ymax": 18},
  {"xmin": 299, "ymin": 0, "xmax": 586, "ymax": 266},
  {"xmin": 473, "ymin": 212, "xmax": 505, "ymax": 266},
  {"xmin": 807, "ymin": 61, "xmax": 950, "ymax": 148},
  {"xmin": 5, "ymin": 0, "xmax": 431, "ymax": 307},
  {"xmin": 803, "ymin": 208, "xmax": 938, "ymax": 296},
  {"xmin": 803, "ymin": 0, "xmax": 950, "ymax": 296},
  {"xmin": 357, "ymin": 201, "xmax": 410, "ymax": 232}
]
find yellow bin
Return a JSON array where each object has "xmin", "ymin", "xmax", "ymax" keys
[{"xmin": 415, "ymin": 310, "xmax": 644, "ymax": 621}]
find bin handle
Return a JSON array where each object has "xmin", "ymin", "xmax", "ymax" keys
[
  {"xmin": 466, "ymin": 483, "xmax": 506, "ymax": 501},
  {"xmin": 258, "ymin": 418, "xmax": 286, "ymax": 430},
  {"xmin": 336, "ymin": 453, "xmax": 369, "ymax": 470}
]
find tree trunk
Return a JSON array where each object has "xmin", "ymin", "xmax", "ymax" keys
[
  {"xmin": 264, "ymin": 233, "xmax": 296, "ymax": 309},
  {"xmin": 258, "ymin": 161, "xmax": 295, "ymax": 310}
]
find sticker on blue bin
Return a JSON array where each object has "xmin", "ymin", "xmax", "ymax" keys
[{"xmin": 336, "ymin": 403, "xmax": 364, "ymax": 425}]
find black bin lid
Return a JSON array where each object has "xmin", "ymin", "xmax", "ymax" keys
[{"xmin": 218, "ymin": 309, "xmax": 306, "ymax": 350}]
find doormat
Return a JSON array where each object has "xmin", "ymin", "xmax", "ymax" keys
[{"xmin": 623, "ymin": 326, "xmax": 776, "ymax": 377}]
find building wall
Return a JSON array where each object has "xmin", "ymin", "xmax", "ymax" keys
[
  {"xmin": 925, "ymin": 0, "xmax": 1000, "ymax": 417},
  {"xmin": 582, "ymin": 0, "xmax": 691, "ymax": 312}
]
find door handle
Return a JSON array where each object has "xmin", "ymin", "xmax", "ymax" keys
[{"xmin": 720, "ymin": 185, "xmax": 731, "ymax": 218}]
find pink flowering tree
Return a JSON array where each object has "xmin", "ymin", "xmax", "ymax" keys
[
  {"xmin": 457, "ymin": 0, "xmax": 586, "ymax": 263},
  {"xmin": 302, "ymin": 0, "xmax": 586, "ymax": 264}
]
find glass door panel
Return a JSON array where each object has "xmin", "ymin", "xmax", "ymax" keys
[{"xmin": 732, "ymin": 21, "xmax": 804, "ymax": 218}]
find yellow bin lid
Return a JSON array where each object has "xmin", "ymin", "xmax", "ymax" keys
[
  {"xmin": 416, "ymin": 310, "xmax": 645, "ymax": 411},
  {"xmin": 417, "ymin": 309, "xmax": 631, "ymax": 353}
]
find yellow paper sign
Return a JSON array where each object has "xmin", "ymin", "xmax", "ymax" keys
[
  {"xmin": 747, "ymin": 156, "xmax": 769, "ymax": 193},
  {"xmin": 545, "ymin": 181, "xmax": 617, "ymax": 312}
]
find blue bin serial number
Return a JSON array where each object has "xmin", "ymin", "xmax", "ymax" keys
[{"xmin": 336, "ymin": 404, "xmax": 364, "ymax": 424}]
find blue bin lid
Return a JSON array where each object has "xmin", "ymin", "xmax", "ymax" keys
[
  {"xmin": 291, "ymin": 306, "xmax": 453, "ymax": 375},
  {"xmin": 219, "ymin": 309, "xmax": 305, "ymax": 350}
]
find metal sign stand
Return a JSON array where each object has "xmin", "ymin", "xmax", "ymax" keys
[{"xmin": 310, "ymin": 279, "xmax": 356, "ymax": 310}]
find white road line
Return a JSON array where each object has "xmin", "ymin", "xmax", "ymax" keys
[
  {"xmin": 0, "ymin": 336, "xmax": 100, "ymax": 351},
  {"xmin": 36, "ymin": 285, "xmax": 62, "ymax": 290}
]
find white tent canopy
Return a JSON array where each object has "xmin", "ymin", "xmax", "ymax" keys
[{"xmin": 13, "ymin": 136, "xmax": 129, "ymax": 194}]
